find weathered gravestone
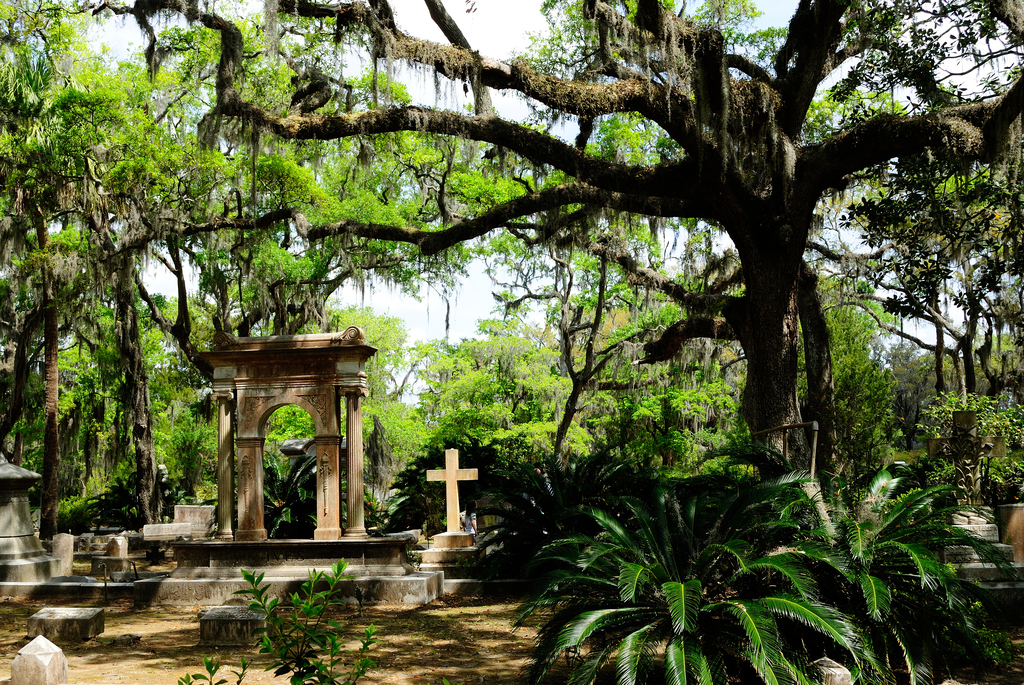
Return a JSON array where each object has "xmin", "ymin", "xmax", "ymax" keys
[
  {"xmin": 927, "ymin": 410, "xmax": 1006, "ymax": 505},
  {"xmin": 173, "ymin": 505, "xmax": 216, "ymax": 538},
  {"xmin": 51, "ymin": 534, "xmax": 74, "ymax": 577},
  {"xmin": 91, "ymin": 535, "xmax": 130, "ymax": 574},
  {"xmin": 9, "ymin": 635, "xmax": 67, "ymax": 685}
]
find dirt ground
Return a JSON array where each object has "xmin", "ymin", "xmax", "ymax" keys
[
  {"xmin": 2, "ymin": 557, "xmax": 1024, "ymax": 685},
  {"xmin": 0, "ymin": 592, "xmax": 538, "ymax": 685}
]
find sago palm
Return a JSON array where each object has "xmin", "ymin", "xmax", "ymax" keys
[
  {"xmin": 519, "ymin": 474, "xmax": 872, "ymax": 685},
  {"xmin": 811, "ymin": 469, "xmax": 1013, "ymax": 685}
]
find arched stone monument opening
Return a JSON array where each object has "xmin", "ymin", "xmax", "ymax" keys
[
  {"xmin": 205, "ymin": 327, "xmax": 374, "ymax": 542},
  {"xmin": 136, "ymin": 327, "xmax": 444, "ymax": 605}
]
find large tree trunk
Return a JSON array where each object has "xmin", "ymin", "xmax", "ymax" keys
[
  {"xmin": 798, "ymin": 261, "xmax": 838, "ymax": 475},
  {"xmin": 730, "ymin": 235, "xmax": 809, "ymax": 469},
  {"xmin": 37, "ymin": 222, "xmax": 60, "ymax": 540},
  {"xmin": 115, "ymin": 261, "xmax": 159, "ymax": 525}
]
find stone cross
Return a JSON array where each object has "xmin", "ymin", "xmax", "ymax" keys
[
  {"xmin": 426, "ymin": 449, "xmax": 478, "ymax": 534},
  {"xmin": 927, "ymin": 410, "xmax": 1007, "ymax": 505}
]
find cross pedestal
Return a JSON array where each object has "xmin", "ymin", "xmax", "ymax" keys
[
  {"xmin": 927, "ymin": 410, "xmax": 1006, "ymax": 506},
  {"xmin": 426, "ymin": 449, "xmax": 478, "ymax": 549}
]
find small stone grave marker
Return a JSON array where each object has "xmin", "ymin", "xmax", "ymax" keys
[
  {"xmin": 10, "ymin": 635, "xmax": 67, "ymax": 685},
  {"xmin": 105, "ymin": 536, "xmax": 127, "ymax": 558},
  {"xmin": 51, "ymin": 533, "xmax": 74, "ymax": 577},
  {"xmin": 28, "ymin": 607, "xmax": 104, "ymax": 643},
  {"xmin": 199, "ymin": 606, "xmax": 266, "ymax": 646}
]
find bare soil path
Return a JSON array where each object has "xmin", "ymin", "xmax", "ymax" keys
[{"xmin": 0, "ymin": 592, "xmax": 538, "ymax": 685}]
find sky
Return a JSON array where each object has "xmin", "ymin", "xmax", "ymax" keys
[{"xmin": 110, "ymin": 1, "xmax": 799, "ymax": 343}]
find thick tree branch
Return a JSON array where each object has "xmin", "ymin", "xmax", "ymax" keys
[{"xmin": 639, "ymin": 317, "xmax": 738, "ymax": 364}]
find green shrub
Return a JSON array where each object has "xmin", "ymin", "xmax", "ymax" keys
[
  {"xmin": 56, "ymin": 495, "xmax": 95, "ymax": 535},
  {"xmin": 178, "ymin": 559, "xmax": 378, "ymax": 685}
]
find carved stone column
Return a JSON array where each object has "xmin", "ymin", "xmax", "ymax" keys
[
  {"xmin": 344, "ymin": 392, "xmax": 367, "ymax": 538},
  {"xmin": 213, "ymin": 391, "xmax": 235, "ymax": 540},
  {"xmin": 235, "ymin": 437, "xmax": 267, "ymax": 541},
  {"xmin": 313, "ymin": 435, "xmax": 342, "ymax": 540}
]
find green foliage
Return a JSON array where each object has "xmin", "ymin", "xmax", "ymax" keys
[
  {"xmin": 922, "ymin": 393, "xmax": 1024, "ymax": 448},
  {"xmin": 826, "ymin": 305, "xmax": 898, "ymax": 476},
  {"xmin": 519, "ymin": 466, "xmax": 867, "ymax": 685},
  {"xmin": 477, "ymin": 450, "xmax": 661, "ymax": 579},
  {"xmin": 815, "ymin": 469, "xmax": 1015, "ymax": 683},
  {"xmin": 90, "ymin": 471, "xmax": 141, "ymax": 530},
  {"xmin": 178, "ymin": 560, "xmax": 377, "ymax": 685},
  {"xmin": 166, "ymin": 410, "xmax": 217, "ymax": 499},
  {"xmin": 264, "ymin": 453, "xmax": 317, "ymax": 539},
  {"xmin": 56, "ymin": 494, "xmax": 94, "ymax": 534},
  {"xmin": 240, "ymin": 560, "xmax": 379, "ymax": 685}
]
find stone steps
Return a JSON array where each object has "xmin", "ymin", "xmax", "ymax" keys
[
  {"xmin": 940, "ymin": 542, "xmax": 1015, "ymax": 564},
  {"xmin": 957, "ymin": 563, "xmax": 1024, "ymax": 582}
]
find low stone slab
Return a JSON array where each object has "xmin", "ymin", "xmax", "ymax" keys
[
  {"xmin": 10, "ymin": 635, "xmax": 67, "ymax": 685},
  {"xmin": 28, "ymin": 607, "xmax": 104, "ymax": 643},
  {"xmin": 135, "ymin": 571, "xmax": 444, "ymax": 607},
  {"xmin": 199, "ymin": 606, "xmax": 266, "ymax": 646},
  {"xmin": 142, "ymin": 522, "xmax": 192, "ymax": 541}
]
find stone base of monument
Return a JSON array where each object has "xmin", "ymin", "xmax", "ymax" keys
[
  {"xmin": 133, "ymin": 537, "xmax": 443, "ymax": 606},
  {"xmin": 421, "ymin": 543, "xmax": 482, "ymax": 579},
  {"xmin": 0, "ymin": 549, "xmax": 60, "ymax": 583},
  {"xmin": 199, "ymin": 606, "xmax": 266, "ymax": 645},
  {"xmin": 429, "ymin": 532, "xmax": 474, "ymax": 549},
  {"xmin": 27, "ymin": 607, "xmax": 104, "ymax": 643}
]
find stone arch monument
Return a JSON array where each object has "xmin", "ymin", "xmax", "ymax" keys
[{"xmin": 204, "ymin": 327, "xmax": 376, "ymax": 541}]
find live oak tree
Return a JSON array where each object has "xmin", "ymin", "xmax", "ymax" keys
[{"xmin": 84, "ymin": 0, "xmax": 1024, "ymax": 470}]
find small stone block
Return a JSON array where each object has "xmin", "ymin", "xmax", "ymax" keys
[
  {"xmin": 11, "ymin": 635, "xmax": 67, "ymax": 685},
  {"xmin": 105, "ymin": 536, "xmax": 127, "ymax": 557},
  {"xmin": 813, "ymin": 657, "xmax": 851, "ymax": 685},
  {"xmin": 28, "ymin": 607, "xmax": 104, "ymax": 644},
  {"xmin": 52, "ymin": 534, "xmax": 74, "ymax": 577},
  {"xmin": 199, "ymin": 606, "xmax": 266, "ymax": 646}
]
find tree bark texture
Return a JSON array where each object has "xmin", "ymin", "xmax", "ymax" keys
[
  {"xmin": 37, "ymin": 221, "xmax": 60, "ymax": 540},
  {"xmin": 115, "ymin": 260, "xmax": 159, "ymax": 525}
]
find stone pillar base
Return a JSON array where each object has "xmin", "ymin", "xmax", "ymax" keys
[
  {"xmin": 234, "ymin": 529, "xmax": 268, "ymax": 542},
  {"xmin": 314, "ymin": 528, "xmax": 342, "ymax": 540},
  {"xmin": 431, "ymin": 532, "xmax": 474, "ymax": 549}
]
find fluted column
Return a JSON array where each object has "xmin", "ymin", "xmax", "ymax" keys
[
  {"xmin": 235, "ymin": 437, "xmax": 267, "ymax": 541},
  {"xmin": 213, "ymin": 391, "xmax": 235, "ymax": 540},
  {"xmin": 344, "ymin": 392, "xmax": 366, "ymax": 537}
]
